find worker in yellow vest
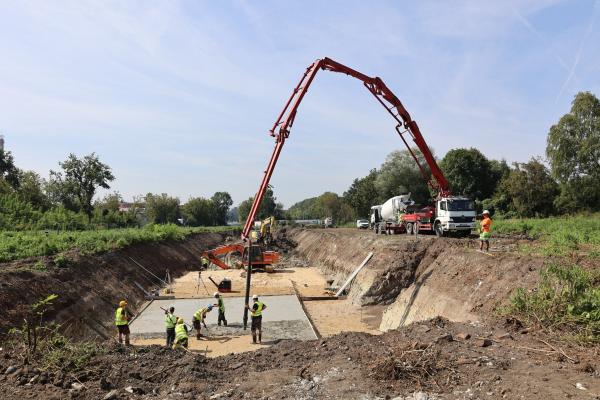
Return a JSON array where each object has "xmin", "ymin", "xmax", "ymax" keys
[
  {"xmin": 173, "ymin": 318, "xmax": 189, "ymax": 349},
  {"xmin": 115, "ymin": 300, "xmax": 133, "ymax": 345},
  {"xmin": 246, "ymin": 294, "xmax": 267, "ymax": 344},
  {"xmin": 164, "ymin": 306, "xmax": 177, "ymax": 348},
  {"xmin": 192, "ymin": 304, "xmax": 213, "ymax": 339}
]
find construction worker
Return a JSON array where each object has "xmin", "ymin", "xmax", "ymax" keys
[
  {"xmin": 173, "ymin": 318, "xmax": 189, "ymax": 349},
  {"xmin": 115, "ymin": 300, "xmax": 133, "ymax": 345},
  {"xmin": 213, "ymin": 292, "xmax": 227, "ymax": 326},
  {"xmin": 164, "ymin": 306, "xmax": 177, "ymax": 348},
  {"xmin": 479, "ymin": 210, "xmax": 493, "ymax": 252},
  {"xmin": 201, "ymin": 256, "xmax": 209, "ymax": 270},
  {"xmin": 246, "ymin": 294, "xmax": 267, "ymax": 344},
  {"xmin": 192, "ymin": 304, "xmax": 213, "ymax": 339}
]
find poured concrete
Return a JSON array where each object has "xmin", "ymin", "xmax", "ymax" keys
[{"xmin": 130, "ymin": 295, "xmax": 316, "ymax": 340}]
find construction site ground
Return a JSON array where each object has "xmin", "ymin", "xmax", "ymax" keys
[{"xmin": 1, "ymin": 228, "xmax": 599, "ymax": 399}]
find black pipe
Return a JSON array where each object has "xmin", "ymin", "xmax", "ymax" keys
[{"xmin": 242, "ymin": 239, "xmax": 252, "ymax": 330}]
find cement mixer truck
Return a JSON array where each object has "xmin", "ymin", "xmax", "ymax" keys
[{"xmin": 370, "ymin": 194, "xmax": 414, "ymax": 234}]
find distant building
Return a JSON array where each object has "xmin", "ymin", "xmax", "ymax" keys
[
  {"xmin": 118, "ymin": 202, "xmax": 145, "ymax": 212},
  {"xmin": 0, "ymin": 135, "xmax": 4, "ymax": 151}
]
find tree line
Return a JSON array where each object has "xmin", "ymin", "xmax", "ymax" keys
[{"xmin": 0, "ymin": 151, "xmax": 233, "ymax": 230}]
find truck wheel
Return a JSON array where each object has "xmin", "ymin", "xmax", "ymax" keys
[
  {"xmin": 434, "ymin": 222, "xmax": 445, "ymax": 237},
  {"xmin": 406, "ymin": 223, "xmax": 413, "ymax": 235}
]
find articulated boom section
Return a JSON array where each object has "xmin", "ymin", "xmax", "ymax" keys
[
  {"xmin": 241, "ymin": 57, "xmax": 450, "ymax": 240},
  {"xmin": 201, "ymin": 244, "xmax": 279, "ymax": 270}
]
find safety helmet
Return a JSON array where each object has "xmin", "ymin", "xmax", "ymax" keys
[
  {"xmin": 177, "ymin": 318, "xmax": 184, "ymax": 324},
  {"xmin": 207, "ymin": 304, "xmax": 213, "ymax": 310},
  {"xmin": 252, "ymin": 294, "xmax": 258, "ymax": 300},
  {"xmin": 119, "ymin": 300, "xmax": 127, "ymax": 307},
  {"xmin": 483, "ymin": 210, "xmax": 490, "ymax": 215},
  {"xmin": 214, "ymin": 292, "xmax": 220, "ymax": 297}
]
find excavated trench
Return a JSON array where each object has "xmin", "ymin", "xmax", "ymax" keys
[{"xmin": 288, "ymin": 228, "xmax": 546, "ymax": 331}]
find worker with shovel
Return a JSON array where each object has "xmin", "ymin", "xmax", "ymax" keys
[
  {"xmin": 192, "ymin": 304, "xmax": 213, "ymax": 339},
  {"xmin": 479, "ymin": 210, "xmax": 493, "ymax": 252},
  {"xmin": 173, "ymin": 318, "xmax": 189, "ymax": 349},
  {"xmin": 213, "ymin": 292, "xmax": 227, "ymax": 326}
]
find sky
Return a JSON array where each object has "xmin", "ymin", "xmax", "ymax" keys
[{"xmin": 1, "ymin": 0, "xmax": 599, "ymax": 208}]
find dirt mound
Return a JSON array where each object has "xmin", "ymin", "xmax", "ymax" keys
[
  {"xmin": 2, "ymin": 318, "xmax": 598, "ymax": 399},
  {"xmin": 0, "ymin": 232, "xmax": 228, "ymax": 339}
]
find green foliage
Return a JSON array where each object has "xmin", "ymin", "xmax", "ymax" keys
[
  {"xmin": 0, "ymin": 149, "xmax": 20, "ymax": 189},
  {"xmin": 508, "ymin": 264, "xmax": 600, "ymax": 342},
  {"xmin": 181, "ymin": 197, "xmax": 214, "ymax": 226},
  {"xmin": 145, "ymin": 193, "xmax": 181, "ymax": 224},
  {"xmin": 375, "ymin": 149, "xmax": 431, "ymax": 205},
  {"xmin": 17, "ymin": 170, "xmax": 50, "ymax": 210},
  {"xmin": 493, "ymin": 214, "xmax": 600, "ymax": 256},
  {"xmin": 238, "ymin": 186, "xmax": 283, "ymax": 223},
  {"xmin": 546, "ymin": 91, "xmax": 600, "ymax": 212},
  {"xmin": 439, "ymin": 148, "xmax": 499, "ymax": 200},
  {"xmin": 343, "ymin": 169, "xmax": 378, "ymax": 218},
  {"xmin": 287, "ymin": 192, "xmax": 355, "ymax": 223},
  {"xmin": 211, "ymin": 192, "xmax": 233, "ymax": 225},
  {"xmin": 48, "ymin": 153, "xmax": 115, "ymax": 220},
  {"xmin": 0, "ymin": 225, "xmax": 231, "ymax": 262},
  {"xmin": 33, "ymin": 260, "xmax": 47, "ymax": 271},
  {"xmin": 498, "ymin": 158, "xmax": 559, "ymax": 217}
]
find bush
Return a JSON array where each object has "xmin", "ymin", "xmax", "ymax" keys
[{"xmin": 508, "ymin": 264, "xmax": 600, "ymax": 342}]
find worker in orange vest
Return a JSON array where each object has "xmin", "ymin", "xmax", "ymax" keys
[{"xmin": 479, "ymin": 210, "xmax": 492, "ymax": 252}]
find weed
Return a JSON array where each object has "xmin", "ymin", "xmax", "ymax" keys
[
  {"xmin": 508, "ymin": 263, "xmax": 600, "ymax": 343},
  {"xmin": 32, "ymin": 260, "xmax": 47, "ymax": 271}
]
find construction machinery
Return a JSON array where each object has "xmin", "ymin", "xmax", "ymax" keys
[
  {"xmin": 200, "ymin": 244, "xmax": 279, "ymax": 272},
  {"xmin": 250, "ymin": 216, "xmax": 277, "ymax": 245},
  {"xmin": 204, "ymin": 56, "xmax": 473, "ymax": 276}
]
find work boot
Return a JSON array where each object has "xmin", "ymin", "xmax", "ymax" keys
[{"xmin": 224, "ymin": 320, "xmax": 227, "ymax": 327}]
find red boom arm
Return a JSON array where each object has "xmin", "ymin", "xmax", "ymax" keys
[{"xmin": 241, "ymin": 57, "xmax": 451, "ymax": 240}]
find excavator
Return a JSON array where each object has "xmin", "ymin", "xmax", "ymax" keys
[
  {"xmin": 202, "ymin": 56, "xmax": 461, "ymax": 271},
  {"xmin": 250, "ymin": 216, "xmax": 276, "ymax": 245}
]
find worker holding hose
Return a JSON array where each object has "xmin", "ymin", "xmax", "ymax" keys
[
  {"xmin": 479, "ymin": 210, "xmax": 493, "ymax": 252},
  {"xmin": 246, "ymin": 294, "xmax": 267, "ymax": 344},
  {"xmin": 192, "ymin": 304, "xmax": 213, "ymax": 339}
]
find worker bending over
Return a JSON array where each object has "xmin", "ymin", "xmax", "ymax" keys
[
  {"xmin": 192, "ymin": 304, "xmax": 213, "ymax": 339},
  {"xmin": 246, "ymin": 294, "xmax": 267, "ymax": 344},
  {"xmin": 115, "ymin": 300, "xmax": 133, "ymax": 345},
  {"xmin": 164, "ymin": 306, "xmax": 177, "ymax": 348},
  {"xmin": 479, "ymin": 210, "xmax": 493, "ymax": 252},
  {"xmin": 173, "ymin": 318, "xmax": 189, "ymax": 349},
  {"xmin": 213, "ymin": 292, "xmax": 227, "ymax": 326}
]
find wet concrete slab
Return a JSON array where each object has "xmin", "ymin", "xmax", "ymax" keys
[{"xmin": 130, "ymin": 295, "xmax": 316, "ymax": 340}]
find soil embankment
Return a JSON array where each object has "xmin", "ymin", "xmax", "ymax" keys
[
  {"xmin": 289, "ymin": 228, "xmax": 546, "ymax": 330},
  {"xmin": 0, "ymin": 232, "xmax": 230, "ymax": 339}
]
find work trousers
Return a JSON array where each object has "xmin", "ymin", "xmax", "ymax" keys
[
  {"xmin": 166, "ymin": 328, "xmax": 175, "ymax": 347},
  {"xmin": 218, "ymin": 310, "xmax": 227, "ymax": 326}
]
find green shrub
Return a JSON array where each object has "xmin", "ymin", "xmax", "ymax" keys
[{"xmin": 508, "ymin": 263, "xmax": 600, "ymax": 342}]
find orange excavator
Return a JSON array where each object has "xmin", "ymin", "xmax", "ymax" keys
[{"xmin": 202, "ymin": 56, "xmax": 449, "ymax": 273}]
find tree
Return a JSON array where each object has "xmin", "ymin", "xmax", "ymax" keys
[
  {"xmin": 343, "ymin": 169, "xmax": 378, "ymax": 218},
  {"xmin": 145, "ymin": 193, "xmax": 180, "ymax": 224},
  {"xmin": 500, "ymin": 158, "xmax": 558, "ymax": 217},
  {"xmin": 95, "ymin": 191, "xmax": 122, "ymax": 212},
  {"xmin": 375, "ymin": 149, "xmax": 431, "ymax": 205},
  {"xmin": 0, "ymin": 149, "xmax": 20, "ymax": 189},
  {"xmin": 439, "ymin": 148, "xmax": 497, "ymax": 200},
  {"xmin": 211, "ymin": 192, "xmax": 233, "ymax": 225},
  {"xmin": 17, "ymin": 170, "xmax": 50, "ymax": 210},
  {"xmin": 238, "ymin": 186, "xmax": 282, "ymax": 223},
  {"xmin": 49, "ymin": 153, "xmax": 115, "ymax": 221},
  {"xmin": 546, "ymin": 91, "xmax": 600, "ymax": 212},
  {"xmin": 182, "ymin": 197, "xmax": 214, "ymax": 226}
]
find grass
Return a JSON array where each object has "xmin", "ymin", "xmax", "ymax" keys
[
  {"xmin": 492, "ymin": 214, "xmax": 600, "ymax": 256},
  {"xmin": 0, "ymin": 224, "xmax": 236, "ymax": 263},
  {"xmin": 507, "ymin": 263, "xmax": 600, "ymax": 343}
]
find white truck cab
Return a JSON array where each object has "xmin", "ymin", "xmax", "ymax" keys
[{"xmin": 434, "ymin": 197, "xmax": 476, "ymax": 237}]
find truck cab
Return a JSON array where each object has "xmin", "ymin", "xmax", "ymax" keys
[{"xmin": 434, "ymin": 197, "xmax": 476, "ymax": 237}]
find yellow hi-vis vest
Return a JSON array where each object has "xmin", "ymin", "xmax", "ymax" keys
[
  {"xmin": 175, "ymin": 324, "xmax": 188, "ymax": 342},
  {"xmin": 193, "ymin": 308, "xmax": 208, "ymax": 321},
  {"xmin": 115, "ymin": 307, "xmax": 128, "ymax": 326},
  {"xmin": 165, "ymin": 313, "xmax": 177, "ymax": 329},
  {"xmin": 251, "ymin": 301, "xmax": 264, "ymax": 317}
]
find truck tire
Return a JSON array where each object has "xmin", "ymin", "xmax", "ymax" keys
[
  {"xmin": 406, "ymin": 223, "xmax": 413, "ymax": 235},
  {"xmin": 434, "ymin": 221, "xmax": 445, "ymax": 237}
]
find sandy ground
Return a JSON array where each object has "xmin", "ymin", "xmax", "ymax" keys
[
  {"xmin": 169, "ymin": 267, "xmax": 330, "ymax": 298},
  {"xmin": 304, "ymin": 300, "xmax": 383, "ymax": 336},
  {"xmin": 132, "ymin": 334, "xmax": 268, "ymax": 357}
]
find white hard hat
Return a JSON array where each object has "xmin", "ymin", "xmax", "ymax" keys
[
  {"xmin": 483, "ymin": 210, "xmax": 490, "ymax": 215},
  {"xmin": 252, "ymin": 294, "xmax": 258, "ymax": 300},
  {"xmin": 214, "ymin": 292, "xmax": 219, "ymax": 297}
]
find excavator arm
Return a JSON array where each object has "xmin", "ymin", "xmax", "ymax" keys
[
  {"xmin": 241, "ymin": 57, "xmax": 451, "ymax": 240},
  {"xmin": 201, "ymin": 244, "xmax": 245, "ymax": 270}
]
